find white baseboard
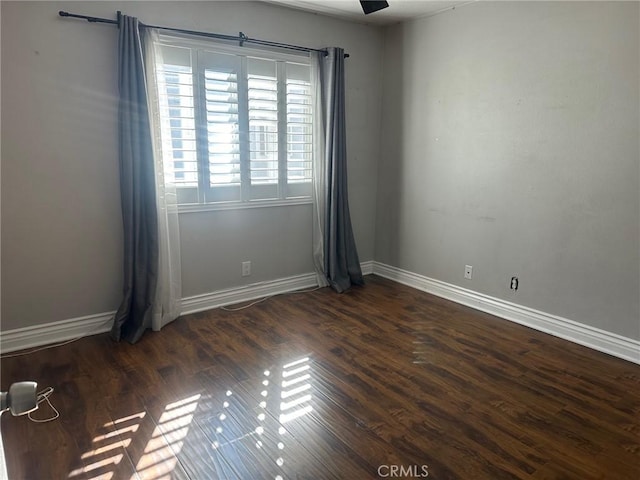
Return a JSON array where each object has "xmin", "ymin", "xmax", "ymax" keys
[
  {"xmin": 181, "ymin": 271, "xmax": 319, "ymax": 315},
  {"xmin": 0, "ymin": 312, "xmax": 114, "ymax": 354},
  {"xmin": 360, "ymin": 260, "xmax": 375, "ymax": 275},
  {"xmin": 182, "ymin": 261, "xmax": 375, "ymax": 315},
  {"xmin": 372, "ymin": 262, "xmax": 640, "ymax": 365}
]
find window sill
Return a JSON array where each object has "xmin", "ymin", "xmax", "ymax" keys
[{"xmin": 178, "ymin": 197, "xmax": 313, "ymax": 214}]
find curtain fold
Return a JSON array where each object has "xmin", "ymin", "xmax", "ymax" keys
[
  {"xmin": 311, "ymin": 52, "xmax": 329, "ymax": 288},
  {"xmin": 312, "ymin": 48, "xmax": 364, "ymax": 293},
  {"xmin": 144, "ymin": 29, "xmax": 182, "ymax": 331},
  {"xmin": 111, "ymin": 15, "xmax": 159, "ymax": 343}
]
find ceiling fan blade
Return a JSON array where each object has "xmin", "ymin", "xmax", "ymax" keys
[{"xmin": 360, "ymin": 1, "xmax": 390, "ymax": 15}]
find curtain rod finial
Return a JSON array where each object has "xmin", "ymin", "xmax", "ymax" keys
[{"xmin": 59, "ymin": 11, "xmax": 69, "ymax": 17}]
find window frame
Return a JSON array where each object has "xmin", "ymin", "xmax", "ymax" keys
[{"xmin": 153, "ymin": 34, "xmax": 314, "ymax": 212}]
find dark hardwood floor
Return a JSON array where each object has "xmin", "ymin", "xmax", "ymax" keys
[{"xmin": 1, "ymin": 275, "xmax": 639, "ymax": 479}]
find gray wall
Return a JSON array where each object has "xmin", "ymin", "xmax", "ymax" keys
[
  {"xmin": 376, "ymin": 1, "xmax": 640, "ymax": 339},
  {"xmin": 1, "ymin": 1, "xmax": 382, "ymax": 330}
]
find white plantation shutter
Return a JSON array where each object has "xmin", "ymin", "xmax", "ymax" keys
[
  {"xmin": 156, "ymin": 39, "xmax": 313, "ymax": 205},
  {"xmin": 204, "ymin": 70, "xmax": 240, "ymax": 188},
  {"xmin": 286, "ymin": 62, "xmax": 313, "ymax": 197},
  {"xmin": 156, "ymin": 45, "xmax": 199, "ymax": 204},
  {"xmin": 200, "ymin": 51, "xmax": 242, "ymax": 203},
  {"xmin": 247, "ymin": 58, "xmax": 279, "ymax": 187}
]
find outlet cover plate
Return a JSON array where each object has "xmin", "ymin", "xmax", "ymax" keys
[
  {"xmin": 242, "ymin": 261, "xmax": 251, "ymax": 277},
  {"xmin": 464, "ymin": 265, "xmax": 473, "ymax": 280}
]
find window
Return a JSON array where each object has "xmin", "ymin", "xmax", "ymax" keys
[{"xmin": 154, "ymin": 38, "xmax": 313, "ymax": 206}]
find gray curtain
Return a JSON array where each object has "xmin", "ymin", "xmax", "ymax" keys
[
  {"xmin": 320, "ymin": 48, "xmax": 364, "ymax": 293},
  {"xmin": 111, "ymin": 15, "xmax": 159, "ymax": 343}
]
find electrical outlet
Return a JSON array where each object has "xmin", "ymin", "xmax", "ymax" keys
[
  {"xmin": 464, "ymin": 265, "xmax": 473, "ymax": 280},
  {"xmin": 510, "ymin": 276, "xmax": 519, "ymax": 290},
  {"xmin": 242, "ymin": 261, "xmax": 251, "ymax": 277}
]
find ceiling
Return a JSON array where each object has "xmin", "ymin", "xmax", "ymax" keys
[{"xmin": 261, "ymin": 0, "xmax": 476, "ymax": 25}]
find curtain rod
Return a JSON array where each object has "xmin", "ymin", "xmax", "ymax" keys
[{"xmin": 58, "ymin": 11, "xmax": 349, "ymax": 58}]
